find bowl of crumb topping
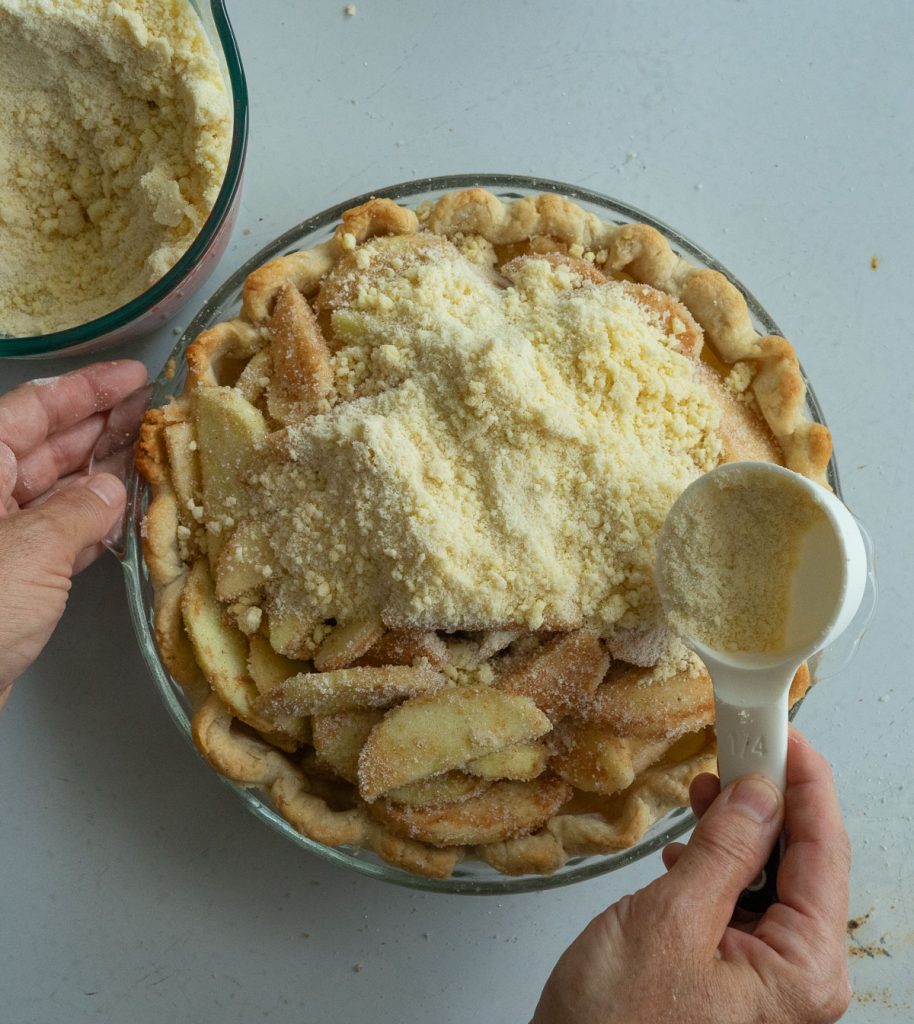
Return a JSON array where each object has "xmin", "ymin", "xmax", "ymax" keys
[
  {"xmin": 123, "ymin": 174, "xmax": 839, "ymax": 893},
  {"xmin": 0, "ymin": 0, "xmax": 248, "ymax": 358}
]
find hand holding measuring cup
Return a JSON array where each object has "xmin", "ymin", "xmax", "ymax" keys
[
  {"xmin": 655, "ymin": 461, "xmax": 869, "ymax": 911},
  {"xmin": 0, "ymin": 360, "xmax": 148, "ymax": 705}
]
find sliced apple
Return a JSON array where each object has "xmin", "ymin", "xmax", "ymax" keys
[
  {"xmin": 385, "ymin": 772, "xmax": 486, "ymax": 807},
  {"xmin": 247, "ymin": 635, "xmax": 308, "ymax": 695},
  {"xmin": 182, "ymin": 561, "xmax": 307, "ymax": 745},
  {"xmin": 550, "ymin": 723, "xmax": 637, "ymax": 796},
  {"xmin": 467, "ymin": 742, "xmax": 548, "ymax": 782},
  {"xmin": 266, "ymin": 601, "xmax": 320, "ymax": 661},
  {"xmin": 357, "ymin": 686, "xmax": 552, "ymax": 802},
  {"xmin": 266, "ymin": 282, "xmax": 333, "ymax": 424},
  {"xmin": 368, "ymin": 776, "xmax": 571, "ymax": 847},
  {"xmin": 550, "ymin": 722, "xmax": 682, "ymax": 796},
  {"xmin": 498, "ymin": 629, "xmax": 608, "ymax": 721},
  {"xmin": 182, "ymin": 560, "xmax": 269, "ymax": 730},
  {"xmin": 588, "ymin": 662, "xmax": 714, "ymax": 739},
  {"xmin": 355, "ymin": 628, "xmax": 448, "ymax": 669},
  {"xmin": 215, "ymin": 520, "xmax": 274, "ymax": 602},
  {"xmin": 313, "ymin": 613, "xmax": 385, "ymax": 672},
  {"xmin": 311, "ymin": 709, "xmax": 384, "ymax": 783},
  {"xmin": 163, "ymin": 419, "xmax": 201, "ymax": 529},
  {"xmin": 235, "ymin": 347, "xmax": 272, "ymax": 404},
  {"xmin": 193, "ymin": 385, "xmax": 268, "ymax": 569},
  {"xmin": 255, "ymin": 664, "xmax": 446, "ymax": 718}
]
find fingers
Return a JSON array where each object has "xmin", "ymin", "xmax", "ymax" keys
[
  {"xmin": 23, "ymin": 450, "xmax": 131, "ymax": 509},
  {"xmin": 0, "ymin": 441, "xmax": 16, "ymax": 513},
  {"xmin": 725, "ymin": 733, "xmax": 852, "ymax": 1017},
  {"xmin": 27, "ymin": 473, "xmax": 125, "ymax": 566},
  {"xmin": 689, "ymin": 772, "xmax": 720, "ymax": 818},
  {"xmin": 662, "ymin": 841, "xmax": 685, "ymax": 871},
  {"xmin": 662, "ymin": 774, "xmax": 722, "ymax": 872},
  {"xmin": 0, "ymin": 360, "xmax": 147, "ymax": 458},
  {"xmin": 772, "ymin": 729, "xmax": 851, "ymax": 936},
  {"xmin": 72, "ymin": 542, "xmax": 108, "ymax": 575},
  {"xmin": 662, "ymin": 775, "xmax": 722, "ymax": 872},
  {"xmin": 0, "ymin": 476, "xmax": 124, "ymax": 695},
  {"xmin": 90, "ymin": 381, "xmax": 152, "ymax": 461},
  {"xmin": 660, "ymin": 774, "xmax": 784, "ymax": 944},
  {"xmin": 11, "ymin": 413, "xmax": 107, "ymax": 505}
]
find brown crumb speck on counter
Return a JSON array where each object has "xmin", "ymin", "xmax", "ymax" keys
[
  {"xmin": 870, "ymin": 256, "xmax": 879, "ymax": 270},
  {"xmin": 848, "ymin": 944, "xmax": 891, "ymax": 958},
  {"xmin": 854, "ymin": 987, "xmax": 909, "ymax": 1010},
  {"xmin": 352, "ymin": 963, "xmax": 363, "ymax": 973},
  {"xmin": 846, "ymin": 910, "xmax": 892, "ymax": 959}
]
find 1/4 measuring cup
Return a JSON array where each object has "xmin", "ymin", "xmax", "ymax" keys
[{"xmin": 656, "ymin": 462, "xmax": 869, "ymax": 910}]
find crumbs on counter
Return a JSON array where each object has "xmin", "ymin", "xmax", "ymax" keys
[
  {"xmin": 854, "ymin": 988, "xmax": 909, "ymax": 1010},
  {"xmin": 847, "ymin": 912, "xmax": 871, "ymax": 933},
  {"xmin": 870, "ymin": 256, "xmax": 880, "ymax": 270},
  {"xmin": 847, "ymin": 910, "xmax": 892, "ymax": 958},
  {"xmin": 848, "ymin": 944, "xmax": 891, "ymax": 959}
]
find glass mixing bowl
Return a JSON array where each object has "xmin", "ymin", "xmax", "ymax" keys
[
  {"xmin": 0, "ymin": 0, "xmax": 248, "ymax": 360},
  {"xmin": 121, "ymin": 174, "xmax": 842, "ymax": 894}
]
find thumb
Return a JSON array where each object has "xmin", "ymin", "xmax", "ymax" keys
[
  {"xmin": 30, "ymin": 473, "xmax": 125, "ymax": 566},
  {"xmin": 661, "ymin": 774, "xmax": 784, "ymax": 941},
  {"xmin": 0, "ymin": 441, "xmax": 15, "ymax": 510}
]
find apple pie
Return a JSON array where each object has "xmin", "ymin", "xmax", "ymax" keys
[{"xmin": 136, "ymin": 188, "xmax": 827, "ymax": 879}]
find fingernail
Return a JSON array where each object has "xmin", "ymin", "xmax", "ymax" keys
[
  {"xmin": 788, "ymin": 726, "xmax": 811, "ymax": 747},
  {"xmin": 83, "ymin": 474, "xmax": 124, "ymax": 508},
  {"xmin": 728, "ymin": 777, "xmax": 782, "ymax": 824}
]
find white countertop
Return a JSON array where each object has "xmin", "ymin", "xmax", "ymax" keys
[{"xmin": 2, "ymin": 2, "xmax": 912, "ymax": 1020}]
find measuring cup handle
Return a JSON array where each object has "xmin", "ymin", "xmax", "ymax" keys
[
  {"xmin": 715, "ymin": 691, "xmax": 789, "ymax": 792},
  {"xmin": 715, "ymin": 689, "xmax": 789, "ymax": 914},
  {"xmin": 736, "ymin": 835, "xmax": 783, "ymax": 914}
]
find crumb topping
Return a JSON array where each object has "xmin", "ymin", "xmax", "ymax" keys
[
  {"xmin": 249, "ymin": 236, "xmax": 722, "ymax": 636},
  {"xmin": 658, "ymin": 469, "xmax": 826, "ymax": 652}
]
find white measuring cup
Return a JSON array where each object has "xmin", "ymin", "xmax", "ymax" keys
[{"xmin": 655, "ymin": 461, "xmax": 869, "ymax": 910}]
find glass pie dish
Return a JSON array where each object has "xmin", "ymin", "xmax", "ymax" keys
[
  {"xmin": 0, "ymin": 0, "xmax": 248, "ymax": 360},
  {"xmin": 121, "ymin": 174, "xmax": 853, "ymax": 894}
]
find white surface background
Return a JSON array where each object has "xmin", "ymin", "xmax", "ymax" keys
[{"xmin": 1, "ymin": 1, "xmax": 912, "ymax": 1021}]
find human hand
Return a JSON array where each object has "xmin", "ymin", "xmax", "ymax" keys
[
  {"xmin": 0, "ymin": 361, "xmax": 148, "ymax": 705},
  {"xmin": 533, "ymin": 729, "xmax": 852, "ymax": 1024}
]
